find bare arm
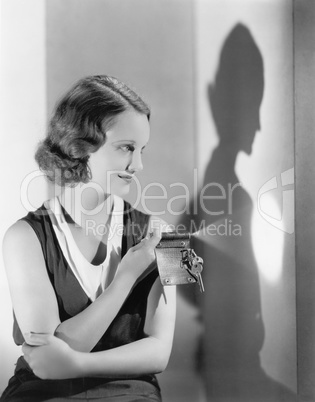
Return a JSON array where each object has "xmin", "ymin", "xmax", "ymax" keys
[
  {"xmin": 21, "ymin": 215, "xmax": 177, "ymax": 379},
  {"xmin": 23, "ymin": 278, "xmax": 176, "ymax": 379},
  {"xmin": 79, "ymin": 274, "xmax": 176, "ymax": 377},
  {"xmin": 3, "ymin": 220, "xmax": 160, "ymax": 352}
]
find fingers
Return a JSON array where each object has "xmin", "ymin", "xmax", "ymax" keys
[
  {"xmin": 132, "ymin": 229, "xmax": 161, "ymax": 252},
  {"xmin": 24, "ymin": 332, "xmax": 52, "ymax": 346},
  {"xmin": 146, "ymin": 227, "xmax": 161, "ymax": 247},
  {"xmin": 131, "ymin": 240, "xmax": 146, "ymax": 251}
]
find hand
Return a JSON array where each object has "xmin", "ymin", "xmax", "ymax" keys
[
  {"xmin": 22, "ymin": 333, "xmax": 81, "ymax": 380},
  {"xmin": 118, "ymin": 227, "xmax": 161, "ymax": 282}
]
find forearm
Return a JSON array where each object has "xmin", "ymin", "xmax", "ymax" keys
[
  {"xmin": 75, "ymin": 336, "xmax": 171, "ymax": 378},
  {"xmin": 23, "ymin": 279, "xmax": 176, "ymax": 381},
  {"xmin": 55, "ymin": 271, "xmax": 134, "ymax": 352}
]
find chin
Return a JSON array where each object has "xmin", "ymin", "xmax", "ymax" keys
[
  {"xmin": 110, "ymin": 183, "xmax": 131, "ymax": 198},
  {"xmin": 242, "ymin": 143, "xmax": 253, "ymax": 155}
]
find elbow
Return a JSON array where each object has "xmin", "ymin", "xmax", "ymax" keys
[
  {"xmin": 145, "ymin": 335, "xmax": 174, "ymax": 374},
  {"xmin": 155, "ymin": 359, "xmax": 169, "ymax": 374},
  {"xmin": 152, "ymin": 346, "xmax": 172, "ymax": 374}
]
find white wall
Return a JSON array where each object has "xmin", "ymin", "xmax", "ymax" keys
[
  {"xmin": 193, "ymin": 0, "xmax": 296, "ymax": 400},
  {"xmin": 0, "ymin": 0, "xmax": 47, "ymax": 393}
]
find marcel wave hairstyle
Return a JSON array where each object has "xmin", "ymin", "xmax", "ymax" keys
[{"xmin": 35, "ymin": 75, "xmax": 150, "ymax": 185}]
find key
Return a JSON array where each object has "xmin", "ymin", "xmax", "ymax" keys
[
  {"xmin": 196, "ymin": 271, "xmax": 205, "ymax": 292},
  {"xmin": 190, "ymin": 257, "xmax": 205, "ymax": 293},
  {"xmin": 189, "ymin": 252, "xmax": 205, "ymax": 293},
  {"xmin": 180, "ymin": 248, "xmax": 205, "ymax": 292}
]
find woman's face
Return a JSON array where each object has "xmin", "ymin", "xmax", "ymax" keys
[{"xmin": 88, "ymin": 110, "xmax": 150, "ymax": 198}]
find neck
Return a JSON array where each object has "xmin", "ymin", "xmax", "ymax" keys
[
  {"xmin": 58, "ymin": 184, "xmax": 113, "ymax": 228},
  {"xmin": 215, "ymin": 140, "xmax": 239, "ymax": 167}
]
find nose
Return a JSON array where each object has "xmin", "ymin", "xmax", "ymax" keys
[{"xmin": 127, "ymin": 151, "xmax": 143, "ymax": 173}]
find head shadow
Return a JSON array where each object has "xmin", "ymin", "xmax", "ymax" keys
[{"xmin": 209, "ymin": 23, "xmax": 264, "ymax": 157}]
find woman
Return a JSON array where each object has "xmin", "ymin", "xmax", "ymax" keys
[{"xmin": 1, "ymin": 75, "xmax": 176, "ymax": 401}]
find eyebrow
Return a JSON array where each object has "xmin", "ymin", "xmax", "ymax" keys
[
  {"xmin": 112, "ymin": 140, "xmax": 147, "ymax": 148},
  {"xmin": 112, "ymin": 140, "xmax": 136, "ymax": 145}
]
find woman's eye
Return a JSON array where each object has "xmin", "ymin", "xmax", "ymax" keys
[{"xmin": 120, "ymin": 145, "xmax": 134, "ymax": 152}]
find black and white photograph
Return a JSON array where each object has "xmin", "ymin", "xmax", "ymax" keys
[{"xmin": 0, "ymin": 1, "xmax": 314, "ymax": 401}]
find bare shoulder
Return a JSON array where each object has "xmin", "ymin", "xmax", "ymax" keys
[
  {"xmin": 4, "ymin": 219, "xmax": 35, "ymax": 237},
  {"xmin": 3, "ymin": 219, "xmax": 39, "ymax": 251},
  {"xmin": 2, "ymin": 219, "xmax": 44, "ymax": 273}
]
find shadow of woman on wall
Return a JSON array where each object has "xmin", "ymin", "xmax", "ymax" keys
[{"xmin": 179, "ymin": 23, "xmax": 296, "ymax": 402}]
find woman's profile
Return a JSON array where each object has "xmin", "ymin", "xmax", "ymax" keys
[{"xmin": 1, "ymin": 75, "xmax": 176, "ymax": 402}]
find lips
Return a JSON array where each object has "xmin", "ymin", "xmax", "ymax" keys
[{"xmin": 118, "ymin": 173, "xmax": 134, "ymax": 183}]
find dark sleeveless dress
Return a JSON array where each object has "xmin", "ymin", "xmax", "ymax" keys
[{"xmin": 0, "ymin": 201, "xmax": 162, "ymax": 402}]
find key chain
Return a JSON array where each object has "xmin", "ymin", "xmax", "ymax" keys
[{"xmin": 155, "ymin": 232, "xmax": 205, "ymax": 292}]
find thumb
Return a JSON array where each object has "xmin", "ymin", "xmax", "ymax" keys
[
  {"xmin": 24, "ymin": 332, "xmax": 52, "ymax": 346},
  {"xmin": 131, "ymin": 227, "xmax": 162, "ymax": 252},
  {"xmin": 131, "ymin": 238, "xmax": 146, "ymax": 251},
  {"xmin": 147, "ymin": 227, "xmax": 162, "ymax": 248}
]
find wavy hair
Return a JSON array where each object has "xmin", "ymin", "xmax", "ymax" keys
[{"xmin": 35, "ymin": 75, "xmax": 150, "ymax": 185}]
